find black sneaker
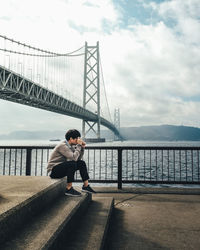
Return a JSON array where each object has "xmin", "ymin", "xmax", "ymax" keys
[
  {"xmin": 82, "ymin": 185, "xmax": 96, "ymax": 194},
  {"xmin": 65, "ymin": 187, "xmax": 82, "ymax": 197}
]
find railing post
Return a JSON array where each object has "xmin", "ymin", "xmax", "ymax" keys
[
  {"xmin": 118, "ymin": 148, "xmax": 122, "ymax": 189},
  {"xmin": 26, "ymin": 148, "xmax": 32, "ymax": 176}
]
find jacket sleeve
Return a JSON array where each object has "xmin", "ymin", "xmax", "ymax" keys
[
  {"xmin": 58, "ymin": 144, "xmax": 82, "ymax": 161},
  {"xmin": 78, "ymin": 147, "xmax": 85, "ymax": 160}
]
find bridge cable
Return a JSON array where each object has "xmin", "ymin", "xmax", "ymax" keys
[
  {"xmin": 0, "ymin": 48, "xmax": 84, "ymax": 57},
  {"xmin": 0, "ymin": 35, "xmax": 85, "ymax": 56},
  {"xmin": 99, "ymin": 54, "xmax": 113, "ymax": 123},
  {"xmin": 0, "ymin": 35, "xmax": 85, "ymax": 57}
]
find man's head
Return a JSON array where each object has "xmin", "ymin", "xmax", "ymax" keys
[{"xmin": 65, "ymin": 129, "xmax": 81, "ymax": 144}]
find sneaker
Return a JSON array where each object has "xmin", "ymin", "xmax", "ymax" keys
[
  {"xmin": 65, "ymin": 187, "xmax": 82, "ymax": 197},
  {"xmin": 82, "ymin": 185, "xmax": 96, "ymax": 194}
]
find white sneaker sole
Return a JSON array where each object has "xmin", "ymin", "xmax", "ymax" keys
[
  {"xmin": 65, "ymin": 193, "xmax": 82, "ymax": 197},
  {"xmin": 82, "ymin": 189, "xmax": 96, "ymax": 194}
]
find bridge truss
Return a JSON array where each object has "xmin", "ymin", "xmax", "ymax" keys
[
  {"xmin": 0, "ymin": 66, "xmax": 122, "ymax": 138},
  {"xmin": 0, "ymin": 35, "xmax": 123, "ymax": 140}
]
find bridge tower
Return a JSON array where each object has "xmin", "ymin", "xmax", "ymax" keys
[
  {"xmin": 114, "ymin": 108, "xmax": 120, "ymax": 140},
  {"xmin": 82, "ymin": 42, "xmax": 101, "ymax": 140}
]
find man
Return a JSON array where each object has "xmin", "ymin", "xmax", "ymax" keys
[{"xmin": 47, "ymin": 129, "xmax": 96, "ymax": 196}]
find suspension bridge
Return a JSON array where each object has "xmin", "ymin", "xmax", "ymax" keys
[{"xmin": 0, "ymin": 35, "xmax": 122, "ymax": 140}]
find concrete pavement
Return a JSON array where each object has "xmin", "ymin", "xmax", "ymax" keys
[
  {"xmin": 0, "ymin": 176, "xmax": 200, "ymax": 249},
  {"xmin": 0, "ymin": 176, "xmax": 62, "ymax": 215},
  {"xmin": 95, "ymin": 190, "xmax": 200, "ymax": 250}
]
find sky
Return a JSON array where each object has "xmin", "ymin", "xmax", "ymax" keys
[{"xmin": 0, "ymin": 0, "xmax": 200, "ymax": 135}]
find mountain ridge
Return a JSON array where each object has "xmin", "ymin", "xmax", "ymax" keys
[{"xmin": 1, "ymin": 125, "xmax": 200, "ymax": 141}]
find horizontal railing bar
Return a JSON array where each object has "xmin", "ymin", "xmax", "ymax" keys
[
  {"xmin": 1, "ymin": 145, "xmax": 200, "ymax": 150},
  {"xmin": 74, "ymin": 180, "xmax": 200, "ymax": 184},
  {"xmin": 74, "ymin": 180, "xmax": 118, "ymax": 183},
  {"xmin": 120, "ymin": 180, "xmax": 200, "ymax": 184},
  {"xmin": 1, "ymin": 145, "xmax": 200, "ymax": 187},
  {"xmin": 0, "ymin": 146, "xmax": 55, "ymax": 149},
  {"xmin": 87, "ymin": 146, "xmax": 200, "ymax": 150}
]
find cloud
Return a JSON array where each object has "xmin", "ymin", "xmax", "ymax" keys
[
  {"xmin": 99, "ymin": 1, "xmax": 200, "ymax": 127},
  {"xmin": 65, "ymin": 0, "xmax": 119, "ymax": 32},
  {"xmin": 0, "ymin": 0, "xmax": 200, "ymax": 134},
  {"xmin": 0, "ymin": 99, "xmax": 81, "ymax": 134}
]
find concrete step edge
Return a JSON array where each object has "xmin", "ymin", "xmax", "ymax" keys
[
  {"xmin": 63, "ymin": 196, "xmax": 114, "ymax": 250},
  {"xmin": 1, "ymin": 193, "xmax": 92, "ymax": 250},
  {"xmin": 95, "ymin": 197, "xmax": 114, "ymax": 250},
  {"xmin": 0, "ymin": 177, "xmax": 66, "ymax": 245},
  {"xmin": 44, "ymin": 193, "xmax": 92, "ymax": 250}
]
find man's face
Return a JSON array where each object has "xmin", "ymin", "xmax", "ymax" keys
[{"xmin": 69, "ymin": 137, "xmax": 78, "ymax": 145}]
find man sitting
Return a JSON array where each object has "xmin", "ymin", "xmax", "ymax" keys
[{"xmin": 47, "ymin": 129, "xmax": 96, "ymax": 196}]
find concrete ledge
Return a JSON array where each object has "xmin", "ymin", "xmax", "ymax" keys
[
  {"xmin": 94, "ymin": 187, "xmax": 200, "ymax": 195},
  {"xmin": 48, "ymin": 193, "xmax": 91, "ymax": 250},
  {"xmin": 1, "ymin": 193, "xmax": 91, "ymax": 250},
  {"xmin": 0, "ymin": 176, "xmax": 66, "ymax": 245},
  {"xmin": 99, "ymin": 192, "xmax": 200, "ymax": 249},
  {"xmin": 63, "ymin": 197, "xmax": 114, "ymax": 250},
  {"xmin": 96, "ymin": 197, "xmax": 114, "ymax": 250}
]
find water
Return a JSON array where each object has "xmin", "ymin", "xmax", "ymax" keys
[
  {"xmin": 1, "ymin": 139, "xmax": 200, "ymax": 147},
  {"xmin": 91, "ymin": 140, "xmax": 200, "ymax": 147},
  {"xmin": 1, "ymin": 140, "xmax": 200, "ymax": 188},
  {"xmin": 90, "ymin": 140, "xmax": 200, "ymax": 188}
]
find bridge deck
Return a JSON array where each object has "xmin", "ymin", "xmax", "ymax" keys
[{"xmin": 0, "ymin": 65, "xmax": 122, "ymax": 137}]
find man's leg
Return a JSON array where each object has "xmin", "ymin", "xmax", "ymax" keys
[
  {"xmin": 65, "ymin": 162, "xmax": 77, "ymax": 190},
  {"xmin": 76, "ymin": 160, "xmax": 89, "ymax": 183},
  {"xmin": 76, "ymin": 160, "xmax": 96, "ymax": 193},
  {"xmin": 50, "ymin": 161, "xmax": 81, "ymax": 196}
]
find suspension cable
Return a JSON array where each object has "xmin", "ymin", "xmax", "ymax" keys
[
  {"xmin": 0, "ymin": 48, "xmax": 85, "ymax": 57},
  {"xmin": 0, "ymin": 35, "xmax": 85, "ymax": 57},
  {"xmin": 100, "ymin": 54, "xmax": 113, "ymax": 123}
]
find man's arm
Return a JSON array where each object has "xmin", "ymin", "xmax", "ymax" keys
[
  {"xmin": 59, "ymin": 143, "xmax": 82, "ymax": 161},
  {"xmin": 78, "ymin": 147, "xmax": 85, "ymax": 160},
  {"xmin": 77, "ymin": 138, "xmax": 85, "ymax": 160}
]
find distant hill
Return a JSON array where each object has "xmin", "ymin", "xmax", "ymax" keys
[
  {"xmin": 102, "ymin": 125, "xmax": 200, "ymax": 141},
  {"xmin": 120, "ymin": 125, "xmax": 200, "ymax": 141},
  {"xmin": 1, "ymin": 125, "xmax": 200, "ymax": 141},
  {"xmin": 0, "ymin": 130, "xmax": 65, "ymax": 140}
]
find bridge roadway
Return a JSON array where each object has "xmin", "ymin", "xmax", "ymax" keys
[{"xmin": 0, "ymin": 65, "xmax": 122, "ymax": 138}]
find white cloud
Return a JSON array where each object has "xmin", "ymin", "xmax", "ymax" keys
[
  {"xmin": 99, "ymin": 2, "xmax": 200, "ymax": 127},
  {"xmin": 0, "ymin": 0, "xmax": 200, "ymax": 134},
  {"xmin": 65, "ymin": 0, "xmax": 119, "ymax": 30},
  {"xmin": 156, "ymin": 0, "xmax": 200, "ymax": 43},
  {"xmin": 0, "ymin": 100, "xmax": 81, "ymax": 134}
]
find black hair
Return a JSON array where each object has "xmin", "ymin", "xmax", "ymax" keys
[{"xmin": 65, "ymin": 129, "xmax": 81, "ymax": 141}]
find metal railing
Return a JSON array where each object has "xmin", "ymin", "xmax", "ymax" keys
[{"xmin": 0, "ymin": 145, "xmax": 200, "ymax": 188}]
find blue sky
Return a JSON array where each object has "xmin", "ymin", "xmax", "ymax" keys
[
  {"xmin": 116, "ymin": 0, "xmax": 159, "ymax": 26},
  {"xmin": 0, "ymin": 0, "xmax": 200, "ymax": 134}
]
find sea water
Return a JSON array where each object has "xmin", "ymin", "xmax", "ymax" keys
[{"xmin": 0, "ymin": 140, "xmax": 200, "ymax": 188}]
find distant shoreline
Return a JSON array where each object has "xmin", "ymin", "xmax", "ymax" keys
[{"xmin": 1, "ymin": 125, "xmax": 200, "ymax": 141}]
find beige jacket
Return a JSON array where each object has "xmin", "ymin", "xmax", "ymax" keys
[{"xmin": 47, "ymin": 140, "xmax": 84, "ymax": 173}]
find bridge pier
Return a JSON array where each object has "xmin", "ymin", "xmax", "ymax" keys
[{"xmin": 82, "ymin": 42, "xmax": 101, "ymax": 139}]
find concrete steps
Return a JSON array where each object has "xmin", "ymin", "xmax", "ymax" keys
[
  {"xmin": 0, "ymin": 176, "xmax": 66, "ymax": 245},
  {"xmin": 60, "ymin": 197, "xmax": 114, "ymax": 250},
  {"xmin": 1, "ymin": 194, "xmax": 91, "ymax": 250},
  {"xmin": 0, "ymin": 177, "xmax": 114, "ymax": 250}
]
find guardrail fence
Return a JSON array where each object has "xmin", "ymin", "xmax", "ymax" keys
[{"xmin": 0, "ymin": 146, "xmax": 200, "ymax": 188}]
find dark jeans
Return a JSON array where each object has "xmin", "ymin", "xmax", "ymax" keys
[{"xmin": 50, "ymin": 160, "xmax": 89, "ymax": 183}]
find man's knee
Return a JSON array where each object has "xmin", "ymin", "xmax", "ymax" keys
[
  {"xmin": 77, "ymin": 160, "xmax": 86, "ymax": 164},
  {"xmin": 77, "ymin": 160, "xmax": 86, "ymax": 168},
  {"xmin": 69, "ymin": 161, "xmax": 77, "ymax": 167}
]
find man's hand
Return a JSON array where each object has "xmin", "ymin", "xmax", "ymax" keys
[
  {"xmin": 81, "ymin": 140, "xmax": 86, "ymax": 148},
  {"xmin": 77, "ymin": 138, "xmax": 86, "ymax": 148}
]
